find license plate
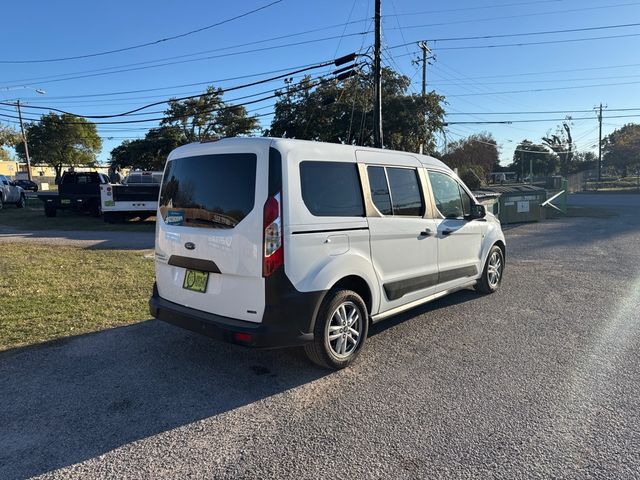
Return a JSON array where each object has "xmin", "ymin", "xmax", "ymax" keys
[
  {"xmin": 61, "ymin": 199, "xmax": 71, "ymax": 205},
  {"xmin": 182, "ymin": 269, "xmax": 209, "ymax": 293},
  {"xmin": 105, "ymin": 200, "xmax": 115, "ymax": 207}
]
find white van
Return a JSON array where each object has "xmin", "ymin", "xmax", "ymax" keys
[{"xmin": 149, "ymin": 137, "xmax": 506, "ymax": 369}]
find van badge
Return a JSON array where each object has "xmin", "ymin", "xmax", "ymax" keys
[{"xmin": 185, "ymin": 242, "xmax": 196, "ymax": 250}]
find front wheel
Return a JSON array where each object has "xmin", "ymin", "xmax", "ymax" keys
[
  {"xmin": 475, "ymin": 245, "xmax": 504, "ymax": 294},
  {"xmin": 304, "ymin": 289, "xmax": 369, "ymax": 370},
  {"xmin": 16, "ymin": 194, "xmax": 26, "ymax": 208}
]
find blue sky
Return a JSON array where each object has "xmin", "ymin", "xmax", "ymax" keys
[{"xmin": 1, "ymin": 0, "xmax": 639, "ymax": 165}]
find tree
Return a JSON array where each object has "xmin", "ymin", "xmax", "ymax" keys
[
  {"xmin": 569, "ymin": 151, "xmax": 597, "ymax": 174},
  {"xmin": 265, "ymin": 68, "xmax": 446, "ymax": 154},
  {"xmin": 441, "ymin": 132, "xmax": 499, "ymax": 174},
  {"xmin": 111, "ymin": 126, "xmax": 185, "ymax": 171},
  {"xmin": 603, "ymin": 123, "xmax": 640, "ymax": 176},
  {"xmin": 511, "ymin": 140, "xmax": 559, "ymax": 180},
  {"xmin": 0, "ymin": 125, "xmax": 20, "ymax": 162},
  {"xmin": 542, "ymin": 119, "xmax": 574, "ymax": 176},
  {"xmin": 15, "ymin": 113, "xmax": 102, "ymax": 182},
  {"xmin": 161, "ymin": 86, "xmax": 259, "ymax": 142}
]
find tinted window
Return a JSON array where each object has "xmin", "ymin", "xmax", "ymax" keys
[
  {"xmin": 300, "ymin": 161, "xmax": 364, "ymax": 217},
  {"xmin": 428, "ymin": 171, "xmax": 464, "ymax": 218},
  {"xmin": 367, "ymin": 166, "xmax": 392, "ymax": 215},
  {"xmin": 387, "ymin": 167, "xmax": 424, "ymax": 216},
  {"xmin": 159, "ymin": 153, "xmax": 256, "ymax": 229}
]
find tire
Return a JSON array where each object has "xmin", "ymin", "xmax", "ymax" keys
[
  {"xmin": 304, "ymin": 289, "xmax": 369, "ymax": 370},
  {"xmin": 16, "ymin": 194, "xmax": 26, "ymax": 208},
  {"xmin": 0, "ymin": 196, "xmax": 3, "ymax": 211},
  {"xmin": 44, "ymin": 204, "xmax": 57, "ymax": 217},
  {"xmin": 475, "ymin": 245, "xmax": 504, "ymax": 294}
]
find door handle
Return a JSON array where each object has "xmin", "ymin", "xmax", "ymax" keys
[
  {"xmin": 419, "ymin": 228, "xmax": 432, "ymax": 237},
  {"xmin": 442, "ymin": 229, "xmax": 454, "ymax": 236}
]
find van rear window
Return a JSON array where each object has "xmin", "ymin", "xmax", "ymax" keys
[
  {"xmin": 300, "ymin": 161, "xmax": 365, "ymax": 217},
  {"xmin": 159, "ymin": 153, "xmax": 257, "ymax": 228}
]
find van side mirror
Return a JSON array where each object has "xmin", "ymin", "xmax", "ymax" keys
[{"xmin": 470, "ymin": 203, "xmax": 486, "ymax": 220}]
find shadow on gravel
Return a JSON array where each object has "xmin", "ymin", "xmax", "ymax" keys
[
  {"xmin": 369, "ymin": 289, "xmax": 480, "ymax": 338},
  {"xmin": 0, "ymin": 321, "xmax": 327, "ymax": 479}
]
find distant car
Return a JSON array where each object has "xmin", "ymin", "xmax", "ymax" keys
[
  {"xmin": 0, "ymin": 175, "xmax": 26, "ymax": 209},
  {"xmin": 14, "ymin": 179, "xmax": 38, "ymax": 192}
]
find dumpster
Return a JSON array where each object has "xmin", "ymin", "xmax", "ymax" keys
[
  {"xmin": 473, "ymin": 191, "xmax": 501, "ymax": 217},
  {"xmin": 476, "ymin": 185, "xmax": 547, "ymax": 223}
]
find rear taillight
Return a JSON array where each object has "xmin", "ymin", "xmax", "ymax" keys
[{"xmin": 263, "ymin": 192, "xmax": 283, "ymax": 277}]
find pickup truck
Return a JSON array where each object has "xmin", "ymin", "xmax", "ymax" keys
[
  {"xmin": 100, "ymin": 171, "xmax": 162, "ymax": 223},
  {"xmin": 38, "ymin": 171, "xmax": 110, "ymax": 217},
  {"xmin": 0, "ymin": 175, "xmax": 26, "ymax": 210}
]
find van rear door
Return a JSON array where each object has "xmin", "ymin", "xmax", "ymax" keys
[{"xmin": 155, "ymin": 145, "xmax": 267, "ymax": 323}]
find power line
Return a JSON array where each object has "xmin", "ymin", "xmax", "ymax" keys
[
  {"xmin": 426, "ymin": 32, "xmax": 640, "ymax": 51},
  {"xmin": 392, "ymin": 0, "xmax": 564, "ymax": 16},
  {"xmin": 1, "ymin": 57, "xmax": 361, "ymax": 119},
  {"xmin": 444, "ymin": 80, "xmax": 640, "ymax": 97},
  {"xmin": 0, "ymin": 1, "xmax": 284, "ymax": 64},
  {"xmin": 9, "ymin": 63, "xmax": 337, "ymax": 103},
  {"xmin": 446, "ymin": 107, "xmax": 640, "ymax": 115},
  {"xmin": 0, "ymin": 32, "xmax": 370, "ymax": 90},
  {"xmin": 445, "ymin": 114, "xmax": 640, "ymax": 125},
  {"xmin": 429, "ymin": 73, "xmax": 640, "ymax": 86},
  {"xmin": 0, "ymin": 67, "xmax": 358, "ymax": 125},
  {"xmin": 388, "ymin": 2, "xmax": 640, "ymax": 32}
]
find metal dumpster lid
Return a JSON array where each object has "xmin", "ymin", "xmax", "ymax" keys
[{"xmin": 479, "ymin": 184, "xmax": 546, "ymax": 194}]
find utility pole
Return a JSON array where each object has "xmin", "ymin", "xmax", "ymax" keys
[
  {"xmin": 418, "ymin": 41, "xmax": 431, "ymax": 96},
  {"xmin": 373, "ymin": 0, "xmax": 383, "ymax": 148},
  {"xmin": 415, "ymin": 41, "xmax": 434, "ymax": 154},
  {"xmin": 16, "ymin": 100, "xmax": 33, "ymax": 182},
  {"xmin": 596, "ymin": 103, "xmax": 604, "ymax": 183}
]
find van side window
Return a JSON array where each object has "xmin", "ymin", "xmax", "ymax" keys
[
  {"xmin": 367, "ymin": 166, "xmax": 424, "ymax": 216},
  {"xmin": 300, "ymin": 161, "xmax": 364, "ymax": 217},
  {"xmin": 386, "ymin": 167, "xmax": 424, "ymax": 216},
  {"xmin": 367, "ymin": 166, "xmax": 392, "ymax": 215},
  {"xmin": 428, "ymin": 171, "xmax": 464, "ymax": 218}
]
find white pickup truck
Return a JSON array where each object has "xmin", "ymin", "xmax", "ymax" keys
[
  {"xmin": 100, "ymin": 171, "xmax": 162, "ymax": 223},
  {"xmin": 0, "ymin": 175, "xmax": 26, "ymax": 210}
]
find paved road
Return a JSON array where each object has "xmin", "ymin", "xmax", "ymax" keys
[
  {"xmin": 1, "ymin": 195, "xmax": 639, "ymax": 479},
  {"xmin": 0, "ymin": 226, "xmax": 154, "ymax": 250}
]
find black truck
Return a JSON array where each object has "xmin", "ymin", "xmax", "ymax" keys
[{"xmin": 37, "ymin": 171, "xmax": 111, "ymax": 217}]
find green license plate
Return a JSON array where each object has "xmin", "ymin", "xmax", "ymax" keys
[
  {"xmin": 61, "ymin": 199, "xmax": 71, "ymax": 204},
  {"xmin": 182, "ymin": 269, "xmax": 209, "ymax": 293},
  {"xmin": 105, "ymin": 200, "xmax": 115, "ymax": 207}
]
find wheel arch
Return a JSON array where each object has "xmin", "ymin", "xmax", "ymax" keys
[{"xmin": 329, "ymin": 275, "xmax": 373, "ymax": 317}]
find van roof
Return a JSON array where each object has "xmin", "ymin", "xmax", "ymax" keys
[{"xmin": 169, "ymin": 137, "xmax": 450, "ymax": 170}]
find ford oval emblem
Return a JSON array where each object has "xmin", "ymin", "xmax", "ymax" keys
[{"xmin": 184, "ymin": 242, "xmax": 195, "ymax": 250}]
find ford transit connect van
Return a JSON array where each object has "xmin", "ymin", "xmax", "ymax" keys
[{"xmin": 149, "ymin": 138, "xmax": 506, "ymax": 369}]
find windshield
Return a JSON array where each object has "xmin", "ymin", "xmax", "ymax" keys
[{"xmin": 159, "ymin": 153, "xmax": 257, "ymax": 229}]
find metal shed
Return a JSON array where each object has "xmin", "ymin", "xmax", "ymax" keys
[{"xmin": 475, "ymin": 185, "xmax": 547, "ymax": 223}]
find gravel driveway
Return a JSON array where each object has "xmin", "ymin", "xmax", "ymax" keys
[{"xmin": 1, "ymin": 194, "xmax": 639, "ymax": 479}]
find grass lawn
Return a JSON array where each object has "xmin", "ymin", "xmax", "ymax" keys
[
  {"xmin": 0, "ymin": 197, "xmax": 155, "ymax": 232},
  {"xmin": 0, "ymin": 243, "xmax": 155, "ymax": 351}
]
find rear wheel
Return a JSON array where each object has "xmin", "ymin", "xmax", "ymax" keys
[
  {"xmin": 16, "ymin": 194, "xmax": 26, "ymax": 208},
  {"xmin": 475, "ymin": 245, "xmax": 504, "ymax": 294},
  {"xmin": 304, "ymin": 289, "xmax": 368, "ymax": 370}
]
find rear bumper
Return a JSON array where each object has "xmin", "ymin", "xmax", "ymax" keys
[{"xmin": 149, "ymin": 282, "xmax": 321, "ymax": 349}]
